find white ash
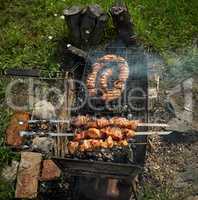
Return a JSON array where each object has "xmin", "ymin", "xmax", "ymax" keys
[
  {"xmin": 32, "ymin": 137, "xmax": 54, "ymax": 153},
  {"xmin": 32, "ymin": 100, "xmax": 56, "ymax": 120}
]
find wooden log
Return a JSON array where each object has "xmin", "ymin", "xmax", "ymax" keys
[
  {"xmin": 80, "ymin": 5, "xmax": 108, "ymax": 46},
  {"xmin": 63, "ymin": 5, "xmax": 108, "ymax": 47},
  {"xmin": 15, "ymin": 152, "xmax": 42, "ymax": 199},
  {"xmin": 64, "ymin": 6, "xmax": 82, "ymax": 46},
  {"xmin": 110, "ymin": 5, "xmax": 135, "ymax": 45},
  {"xmin": 89, "ymin": 13, "xmax": 108, "ymax": 45}
]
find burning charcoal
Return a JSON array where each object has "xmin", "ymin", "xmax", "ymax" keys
[{"xmin": 32, "ymin": 100, "xmax": 56, "ymax": 120}]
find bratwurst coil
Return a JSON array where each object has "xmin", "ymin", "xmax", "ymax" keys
[
  {"xmin": 86, "ymin": 63, "xmax": 104, "ymax": 96},
  {"xmin": 86, "ymin": 54, "xmax": 129, "ymax": 101}
]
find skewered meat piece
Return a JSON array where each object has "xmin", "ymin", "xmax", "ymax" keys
[
  {"xmin": 74, "ymin": 128, "xmax": 103, "ymax": 140},
  {"xmin": 117, "ymin": 140, "xmax": 128, "ymax": 147},
  {"xmin": 99, "ymin": 68, "xmax": 113, "ymax": 91},
  {"xmin": 79, "ymin": 140, "xmax": 92, "ymax": 152},
  {"xmin": 68, "ymin": 138, "xmax": 130, "ymax": 154},
  {"xmin": 73, "ymin": 131, "xmax": 88, "ymax": 141},
  {"xmin": 91, "ymin": 139, "xmax": 103, "ymax": 148},
  {"xmin": 87, "ymin": 128, "xmax": 102, "ymax": 139},
  {"xmin": 72, "ymin": 116, "xmax": 140, "ymax": 130},
  {"xmin": 73, "ymin": 127, "xmax": 136, "ymax": 142},
  {"xmin": 86, "ymin": 119, "xmax": 98, "ymax": 128},
  {"xmin": 106, "ymin": 136, "xmax": 114, "ymax": 148},
  {"xmin": 72, "ymin": 115, "xmax": 89, "ymax": 127},
  {"xmin": 68, "ymin": 141, "xmax": 79, "ymax": 154},
  {"xmin": 122, "ymin": 128, "xmax": 135, "ymax": 139},
  {"xmin": 101, "ymin": 127, "xmax": 123, "ymax": 140},
  {"xmin": 110, "ymin": 117, "xmax": 129, "ymax": 128},
  {"xmin": 96, "ymin": 117, "xmax": 109, "ymax": 128},
  {"xmin": 100, "ymin": 140, "xmax": 108, "ymax": 148},
  {"xmin": 110, "ymin": 117, "xmax": 139, "ymax": 130},
  {"xmin": 126, "ymin": 120, "xmax": 139, "ymax": 130}
]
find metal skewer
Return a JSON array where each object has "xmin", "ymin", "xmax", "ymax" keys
[
  {"xmin": 135, "ymin": 131, "xmax": 172, "ymax": 135},
  {"xmin": 20, "ymin": 131, "xmax": 74, "ymax": 137},
  {"xmin": 137, "ymin": 123, "xmax": 169, "ymax": 128},
  {"xmin": 20, "ymin": 131, "xmax": 172, "ymax": 137},
  {"xmin": 19, "ymin": 120, "xmax": 70, "ymax": 124},
  {"xmin": 19, "ymin": 120, "xmax": 169, "ymax": 128}
]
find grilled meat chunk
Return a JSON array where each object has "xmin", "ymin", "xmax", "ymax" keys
[
  {"xmin": 101, "ymin": 127, "xmax": 123, "ymax": 140},
  {"xmin": 87, "ymin": 128, "xmax": 102, "ymax": 139},
  {"xmin": 72, "ymin": 115, "xmax": 89, "ymax": 127},
  {"xmin": 68, "ymin": 141, "xmax": 79, "ymax": 154}
]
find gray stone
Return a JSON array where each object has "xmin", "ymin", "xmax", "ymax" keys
[{"xmin": 1, "ymin": 160, "xmax": 19, "ymax": 182}]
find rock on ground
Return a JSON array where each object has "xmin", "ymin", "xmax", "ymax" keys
[
  {"xmin": 1, "ymin": 160, "xmax": 19, "ymax": 182},
  {"xmin": 15, "ymin": 152, "xmax": 42, "ymax": 199},
  {"xmin": 40, "ymin": 160, "xmax": 61, "ymax": 181}
]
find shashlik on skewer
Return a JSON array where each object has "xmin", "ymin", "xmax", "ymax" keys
[
  {"xmin": 73, "ymin": 127, "xmax": 135, "ymax": 141},
  {"xmin": 19, "ymin": 130, "xmax": 172, "ymax": 137},
  {"xmin": 68, "ymin": 136, "xmax": 129, "ymax": 154},
  {"xmin": 18, "ymin": 116, "xmax": 169, "ymax": 129},
  {"xmin": 72, "ymin": 115, "xmax": 140, "ymax": 130}
]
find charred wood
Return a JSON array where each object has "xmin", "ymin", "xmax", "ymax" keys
[
  {"xmin": 64, "ymin": 5, "xmax": 108, "ymax": 47},
  {"xmin": 110, "ymin": 5, "xmax": 136, "ymax": 45},
  {"xmin": 64, "ymin": 6, "xmax": 82, "ymax": 46}
]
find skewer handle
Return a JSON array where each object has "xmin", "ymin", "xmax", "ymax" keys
[
  {"xmin": 18, "ymin": 120, "xmax": 70, "ymax": 125},
  {"xmin": 135, "ymin": 131, "xmax": 172, "ymax": 136},
  {"xmin": 20, "ymin": 131, "xmax": 74, "ymax": 137},
  {"xmin": 138, "ymin": 123, "xmax": 169, "ymax": 128}
]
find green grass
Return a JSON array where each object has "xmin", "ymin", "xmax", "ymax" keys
[
  {"xmin": 0, "ymin": 179, "xmax": 15, "ymax": 200},
  {"xmin": 139, "ymin": 184, "xmax": 176, "ymax": 200},
  {"xmin": 0, "ymin": 0, "xmax": 198, "ymax": 71}
]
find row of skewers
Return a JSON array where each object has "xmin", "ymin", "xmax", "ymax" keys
[
  {"xmin": 18, "ymin": 115, "xmax": 170, "ymax": 156},
  {"xmin": 67, "ymin": 115, "xmax": 169, "ymax": 154}
]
